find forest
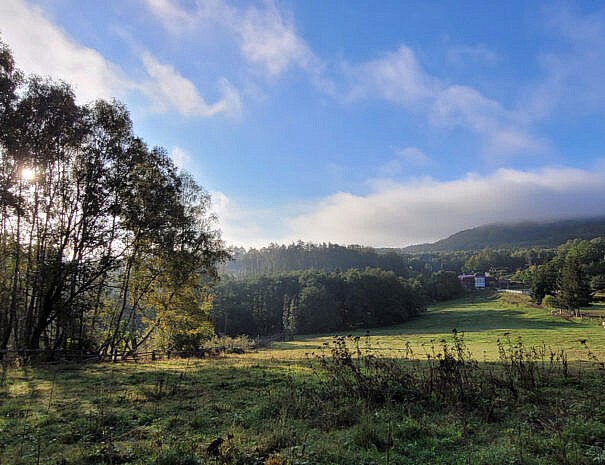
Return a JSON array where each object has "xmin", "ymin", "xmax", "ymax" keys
[
  {"xmin": 518, "ymin": 237, "xmax": 605, "ymax": 313},
  {"xmin": 211, "ymin": 268, "xmax": 426, "ymax": 338},
  {"xmin": 223, "ymin": 242, "xmax": 556, "ymax": 279},
  {"xmin": 402, "ymin": 217, "xmax": 605, "ymax": 252},
  {"xmin": 211, "ymin": 238, "xmax": 605, "ymax": 338},
  {"xmin": 0, "ymin": 41, "xmax": 227, "ymax": 359},
  {"xmin": 223, "ymin": 243, "xmax": 412, "ymax": 277}
]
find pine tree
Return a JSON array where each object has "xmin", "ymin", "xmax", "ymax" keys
[{"xmin": 557, "ymin": 255, "xmax": 592, "ymax": 317}]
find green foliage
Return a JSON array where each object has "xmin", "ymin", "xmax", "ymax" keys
[
  {"xmin": 0, "ymin": 40, "xmax": 227, "ymax": 359},
  {"xmin": 557, "ymin": 254, "xmax": 593, "ymax": 315},
  {"xmin": 425, "ymin": 270, "xmax": 464, "ymax": 301},
  {"xmin": 212, "ymin": 268, "xmax": 426, "ymax": 337},
  {"xmin": 2, "ymin": 349, "xmax": 603, "ymax": 465},
  {"xmin": 463, "ymin": 248, "xmax": 526, "ymax": 273},
  {"xmin": 2, "ymin": 294, "xmax": 605, "ymax": 464},
  {"xmin": 529, "ymin": 263, "xmax": 558, "ymax": 304},
  {"xmin": 295, "ymin": 283, "xmax": 340, "ymax": 334},
  {"xmin": 541, "ymin": 294, "xmax": 558, "ymax": 308},
  {"xmin": 591, "ymin": 274, "xmax": 605, "ymax": 293},
  {"xmin": 224, "ymin": 242, "xmax": 411, "ymax": 278},
  {"xmin": 316, "ymin": 331, "xmax": 577, "ymax": 414},
  {"xmin": 524, "ymin": 237, "xmax": 605, "ymax": 307},
  {"xmin": 155, "ymin": 448, "xmax": 200, "ymax": 465}
]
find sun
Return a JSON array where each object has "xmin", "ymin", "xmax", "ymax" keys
[{"xmin": 20, "ymin": 167, "xmax": 35, "ymax": 181}]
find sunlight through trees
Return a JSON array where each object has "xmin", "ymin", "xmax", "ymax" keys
[{"xmin": 0, "ymin": 40, "xmax": 228, "ymax": 360}]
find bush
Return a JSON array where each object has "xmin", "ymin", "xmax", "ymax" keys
[
  {"xmin": 542, "ymin": 294, "xmax": 558, "ymax": 308},
  {"xmin": 314, "ymin": 331, "xmax": 573, "ymax": 416}
]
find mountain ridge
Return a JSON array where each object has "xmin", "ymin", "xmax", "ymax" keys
[{"xmin": 402, "ymin": 217, "xmax": 605, "ymax": 253}]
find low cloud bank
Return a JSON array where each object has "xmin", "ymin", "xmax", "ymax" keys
[
  {"xmin": 284, "ymin": 167, "xmax": 605, "ymax": 247},
  {"xmin": 216, "ymin": 166, "xmax": 605, "ymax": 248}
]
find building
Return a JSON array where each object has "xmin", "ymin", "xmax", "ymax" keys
[
  {"xmin": 458, "ymin": 273, "xmax": 476, "ymax": 289},
  {"xmin": 458, "ymin": 272, "xmax": 487, "ymax": 289}
]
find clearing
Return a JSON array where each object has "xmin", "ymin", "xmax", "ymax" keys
[{"xmin": 1, "ymin": 292, "xmax": 604, "ymax": 465}]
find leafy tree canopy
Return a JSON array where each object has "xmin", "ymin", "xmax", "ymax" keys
[{"xmin": 0, "ymin": 40, "xmax": 228, "ymax": 359}]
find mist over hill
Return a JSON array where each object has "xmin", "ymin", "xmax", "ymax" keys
[{"xmin": 402, "ymin": 217, "xmax": 605, "ymax": 253}]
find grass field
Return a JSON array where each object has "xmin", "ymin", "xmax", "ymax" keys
[
  {"xmin": 1, "ymin": 292, "xmax": 604, "ymax": 464},
  {"xmin": 272, "ymin": 291, "xmax": 605, "ymax": 361}
]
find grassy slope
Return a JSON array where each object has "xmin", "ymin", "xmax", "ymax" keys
[
  {"xmin": 1, "ymin": 293, "xmax": 604, "ymax": 464},
  {"xmin": 273, "ymin": 291, "xmax": 605, "ymax": 361}
]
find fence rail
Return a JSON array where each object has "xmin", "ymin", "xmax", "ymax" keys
[{"xmin": 0, "ymin": 346, "xmax": 248, "ymax": 364}]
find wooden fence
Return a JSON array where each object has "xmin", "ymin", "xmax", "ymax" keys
[{"xmin": 0, "ymin": 346, "xmax": 249, "ymax": 365}]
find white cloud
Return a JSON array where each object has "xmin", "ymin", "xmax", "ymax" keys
[
  {"xmin": 141, "ymin": 52, "xmax": 241, "ymax": 117},
  {"xmin": 347, "ymin": 45, "xmax": 437, "ymax": 106},
  {"xmin": 0, "ymin": 0, "xmax": 238, "ymax": 118},
  {"xmin": 430, "ymin": 85, "xmax": 545, "ymax": 157},
  {"xmin": 344, "ymin": 46, "xmax": 543, "ymax": 159},
  {"xmin": 0, "ymin": 0, "xmax": 129, "ymax": 103},
  {"xmin": 210, "ymin": 191, "xmax": 284, "ymax": 248},
  {"xmin": 447, "ymin": 44, "xmax": 498, "ymax": 66},
  {"xmin": 393, "ymin": 146, "xmax": 434, "ymax": 166},
  {"xmin": 236, "ymin": 3, "xmax": 316, "ymax": 76},
  {"xmin": 431, "ymin": 85, "xmax": 501, "ymax": 129},
  {"xmin": 280, "ymin": 166, "xmax": 605, "ymax": 247},
  {"xmin": 143, "ymin": 0, "xmax": 318, "ymax": 78},
  {"xmin": 378, "ymin": 146, "xmax": 434, "ymax": 177},
  {"xmin": 170, "ymin": 146, "xmax": 190, "ymax": 169},
  {"xmin": 144, "ymin": 0, "xmax": 198, "ymax": 33},
  {"xmin": 522, "ymin": 6, "xmax": 605, "ymax": 121},
  {"xmin": 209, "ymin": 166, "xmax": 605, "ymax": 248}
]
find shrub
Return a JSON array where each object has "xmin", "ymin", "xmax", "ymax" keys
[
  {"xmin": 314, "ymin": 331, "xmax": 573, "ymax": 417},
  {"xmin": 542, "ymin": 294, "xmax": 558, "ymax": 308}
]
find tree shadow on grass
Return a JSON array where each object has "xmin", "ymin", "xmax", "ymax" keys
[
  {"xmin": 398, "ymin": 308, "xmax": 575, "ymax": 333},
  {"xmin": 281, "ymin": 308, "xmax": 576, "ymax": 350},
  {"xmin": 2, "ymin": 360, "xmax": 316, "ymax": 465}
]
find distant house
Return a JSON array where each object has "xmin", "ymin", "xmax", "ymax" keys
[
  {"xmin": 458, "ymin": 273, "xmax": 476, "ymax": 289},
  {"xmin": 474, "ymin": 274, "xmax": 486, "ymax": 288},
  {"xmin": 458, "ymin": 272, "xmax": 487, "ymax": 289}
]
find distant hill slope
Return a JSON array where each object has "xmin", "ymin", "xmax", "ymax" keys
[{"xmin": 403, "ymin": 217, "xmax": 605, "ymax": 253}]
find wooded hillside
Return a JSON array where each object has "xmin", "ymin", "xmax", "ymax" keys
[{"xmin": 403, "ymin": 217, "xmax": 605, "ymax": 252}]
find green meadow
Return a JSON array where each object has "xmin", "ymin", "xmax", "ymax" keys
[
  {"xmin": 2, "ymin": 292, "xmax": 604, "ymax": 465},
  {"xmin": 273, "ymin": 291, "xmax": 605, "ymax": 361}
]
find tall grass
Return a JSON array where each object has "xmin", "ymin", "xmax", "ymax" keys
[{"xmin": 312, "ymin": 331, "xmax": 598, "ymax": 417}]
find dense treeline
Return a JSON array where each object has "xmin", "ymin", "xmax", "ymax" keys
[
  {"xmin": 514, "ymin": 237, "xmax": 605, "ymax": 314},
  {"xmin": 213, "ymin": 245, "xmax": 557, "ymax": 339},
  {"xmin": 0, "ymin": 42, "xmax": 227, "ymax": 358},
  {"xmin": 223, "ymin": 243, "xmax": 411, "ymax": 277},
  {"xmin": 423, "ymin": 270, "xmax": 465, "ymax": 302},
  {"xmin": 224, "ymin": 242, "xmax": 555, "ymax": 279},
  {"xmin": 214, "ymin": 237, "xmax": 605, "ymax": 339},
  {"xmin": 211, "ymin": 268, "xmax": 426, "ymax": 337}
]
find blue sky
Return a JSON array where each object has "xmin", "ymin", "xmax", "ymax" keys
[{"xmin": 2, "ymin": 0, "xmax": 605, "ymax": 247}]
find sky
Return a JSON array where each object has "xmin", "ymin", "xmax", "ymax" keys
[{"xmin": 1, "ymin": 0, "xmax": 605, "ymax": 248}]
